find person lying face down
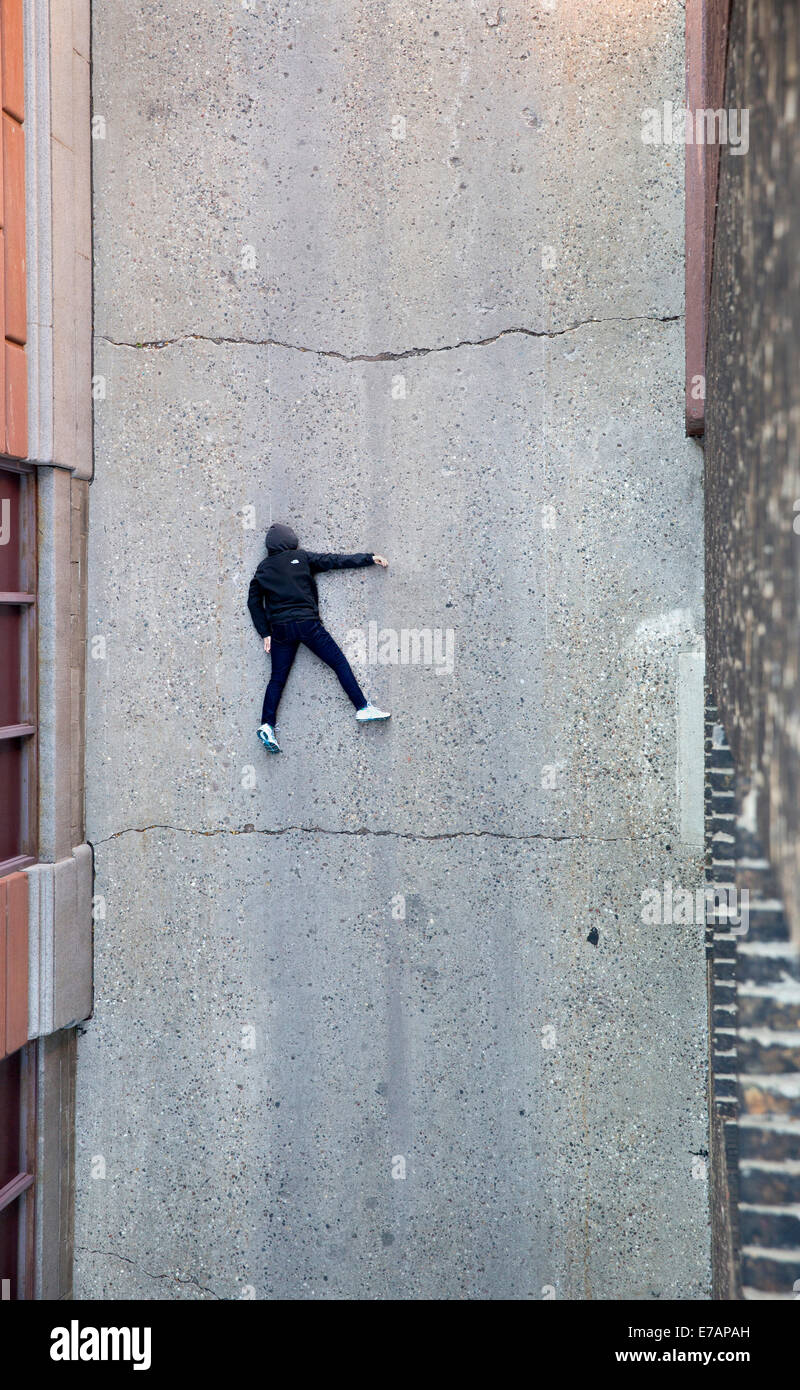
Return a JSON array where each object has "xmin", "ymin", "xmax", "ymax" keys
[{"xmin": 247, "ymin": 521, "xmax": 391, "ymax": 753}]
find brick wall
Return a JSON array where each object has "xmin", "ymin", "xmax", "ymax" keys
[
  {"xmin": 704, "ymin": 0, "xmax": 800, "ymax": 1299},
  {"xmin": 0, "ymin": 871, "xmax": 27, "ymax": 1057},
  {"xmin": 704, "ymin": 697, "xmax": 800, "ymax": 1298},
  {"xmin": 704, "ymin": 700, "xmax": 740, "ymax": 1298},
  {"xmin": 705, "ymin": 0, "xmax": 800, "ymax": 945},
  {"xmin": 1, "ymin": 0, "xmax": 27, "ymax": 460}
]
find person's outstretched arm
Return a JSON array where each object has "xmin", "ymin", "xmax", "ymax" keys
[{"xmin": 307, "ymin": 551, "xmax": 389, "ymax": 572}]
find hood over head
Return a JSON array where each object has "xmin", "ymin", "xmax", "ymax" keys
[{"xmin": 265, "ymin": 522, "xmax": 299, "ymax": 555}]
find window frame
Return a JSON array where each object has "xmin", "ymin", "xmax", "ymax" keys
[
  {"xmin": 0, "ymin": 1042, "xmax": 36, "ymax": 1300},
  {"xmin": 0, "ymin": 458, "xmax": 37, "ymax": 875}
]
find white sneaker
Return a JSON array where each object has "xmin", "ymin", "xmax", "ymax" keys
[
  {"xmin": 257, "ymin": 722, "xmax": 281, "ymax": 752},
  {"xmin": 356, "ymin": 703, "xmax": 391, "ymax": 722}
]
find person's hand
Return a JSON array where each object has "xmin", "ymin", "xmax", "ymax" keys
[
  {"xmin": 264, "ymin": 635, "xmax": 271, "ymax": 653},
  {"xmin": 373, "ymin": 554, "xmax": 389, "ymax": 568}
]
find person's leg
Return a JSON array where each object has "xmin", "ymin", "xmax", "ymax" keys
[
  {"xmin": 261, "ymin": 625, "xmax": 299, "ymax": 726},
  {"xmin": 299, "ymin": 620, "xmax": 368, "ymax": 710}
]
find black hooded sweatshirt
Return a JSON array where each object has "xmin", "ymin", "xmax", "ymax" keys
[{"xmin": 247, "ymin": 522, "xmax": 375, "ymax": 638}]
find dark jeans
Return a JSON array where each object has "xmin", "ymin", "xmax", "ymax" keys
[{"xmin": 261, "ymin": 618, "xmax": 367, "ymax": 726}]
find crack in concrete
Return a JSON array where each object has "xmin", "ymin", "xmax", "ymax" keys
[
  {"xmin": 93, "ymin": 823, "xmax": 664, "ymax": 846},
  {"xmin": 97, "ymin": 313, "xmax": 682, "ymax": 361},
  {"xmin": 75, "ymin": 1246, "xmax": 222, "ymax": 1299}
]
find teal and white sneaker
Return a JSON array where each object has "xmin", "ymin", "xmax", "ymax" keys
[
  {"xmin": 257, "ymin": 722, "xmax": 281, "ymax": 753},
  {"xmin": 355, "ymin": 703, "xmax": 391, "ymax": 723}
]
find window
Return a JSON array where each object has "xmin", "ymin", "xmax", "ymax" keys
[
  {"xmin": 0, "ymin": 1044, "xmax": 35, "ymax": 1299},
  {"xmin": 0, "ymin": 0, "xmax": 32, "ymax": 873},
  {"xmin": 0, "ymin": 462, "xmax": 36, "ymax": 873}
]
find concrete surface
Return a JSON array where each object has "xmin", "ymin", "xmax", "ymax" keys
[{"xmin": 75, "ymin": 0, "xmax": 709, "ymax": 1299}]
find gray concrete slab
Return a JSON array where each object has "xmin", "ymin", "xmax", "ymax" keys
[
  {"xmin": 75, "ymin": 830, "xmax": 708, "ymax": 1300},
  {"xmin": 86, "ymin": 318, "xmax": 701, "ymax": 843},
  {"xmin": 77, "ymin": 0, "xmax": 709, "ymax": 1299},
  {"xmin": 91, "ymin": 1, "xmax": 683, "ymax": 350}
]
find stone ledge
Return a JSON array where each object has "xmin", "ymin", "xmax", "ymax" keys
[{"xmin": 27, "ymin": 844, "xmax": 93, "ymax": 1036}]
